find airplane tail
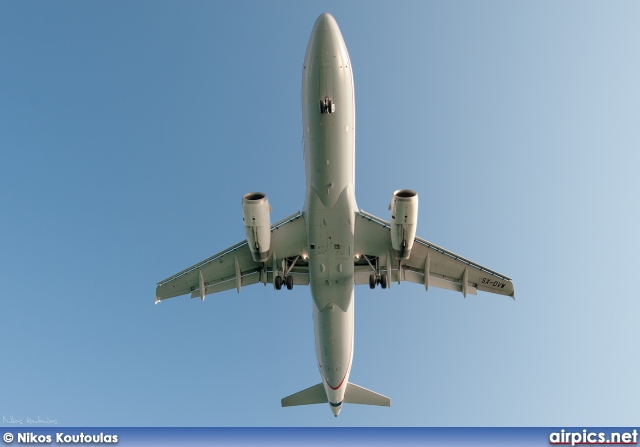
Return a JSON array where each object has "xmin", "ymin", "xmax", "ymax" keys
[
  {"xmin": 281, "ymin": 382, "xmax": 390, "ymax": 407},
  {"xmin": 281, "ymin": 383, "xmax": 327, "ymax": 407},
  {"xmin": 344, "ymin": 383, "xmax": 390, "ymax": 406}
]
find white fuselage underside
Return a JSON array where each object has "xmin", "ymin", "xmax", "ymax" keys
[{"xmin": 302, "ymin": 14, "xmax": 357, "ymax": 406}]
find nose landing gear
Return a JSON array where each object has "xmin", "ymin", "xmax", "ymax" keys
[{"xmin": 320, "ymin": 96, "xmax": 335, "ymax": 114}]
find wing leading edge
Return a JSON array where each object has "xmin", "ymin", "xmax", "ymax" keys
[
  {"xmin": 155, "ymin": 212, "xmax": 309, "ymax": 302},
  {"xmin": 354, "ymin": 210, "xmax": 515, "ymax": 299}
]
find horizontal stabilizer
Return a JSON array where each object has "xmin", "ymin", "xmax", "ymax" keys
[
  {"xmin": 281, "ymin": 383, "xmax": 328, "ymax": 407},
  {"xmin": 344, "ymin": 383, "xmax": 390, "ymax": 406}
]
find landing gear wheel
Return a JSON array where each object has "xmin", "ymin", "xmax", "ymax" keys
[
  {"xmin": 286, "ymin": 275, "xmax": 294, "ymax": 290},
  {"xmin": 275, "ymin": 275, "xmax": 283, "ymax": 290},
  {"xmin": 369, "ymin": 274, "xmax": 376, "ymax": 289},
  {"xmin": 380, "ymin": 274, "xmax": 388, "ymax": 289}
]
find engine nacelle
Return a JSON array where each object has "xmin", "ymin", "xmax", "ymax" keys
[
  {"xmin": 389, "ymin": 189, "xmax": 418, "ymax": 260},
  {"xmin": 242, "ymin": 192, "xmax": 272, "ymax": 263}
]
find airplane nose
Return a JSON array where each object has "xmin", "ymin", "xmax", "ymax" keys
[
  {"xmin": 314, "ymin": 12, "xmax": 338, "ymax": 32},
  {"xmin": 330, "ymin": 403, "xmax": 342, "ymax": 417}
]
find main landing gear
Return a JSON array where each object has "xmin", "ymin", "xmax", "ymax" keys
[
  {"xmin": 275, "ymin": 274, "xmax": 294, "ymax": 291},
  {"xmin": 274, "ymin": 256, "xmax": 299, "ymax": 291},
  {"xmin": 368, "ymin": 273, "xmax": 388, "ymax": 289},
  {"xmin": 363, "ymin": 254, "xmax": 388, "ymax": 289}
]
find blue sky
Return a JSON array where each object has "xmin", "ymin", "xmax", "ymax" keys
[{"xmin": 1, "ymin": 1, "xmax": 639, "ymax": 427}]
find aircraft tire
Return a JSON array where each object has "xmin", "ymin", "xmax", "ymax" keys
[{"xmin": 286, "ymin": 275, "xmax": 294, "ymax": 290}]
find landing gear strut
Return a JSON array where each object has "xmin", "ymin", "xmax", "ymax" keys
[
  {"xmin": 364, "ymin": 255, "xmax": 387, "ymax": 289},
  {"xmin": 274, "ymin": 256, "xmax": 300, "ymax": 291}
]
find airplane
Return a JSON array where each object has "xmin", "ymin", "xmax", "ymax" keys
[{"xmin": 155, "ymin": 12, "xmax": 515, "ymax": 417}]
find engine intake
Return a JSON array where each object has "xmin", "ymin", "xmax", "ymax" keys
[
  {"xmin": 242, "ymin": 192, "xmax": 272, "ymax": 263},
  {"xmin": 389, "ymin": 189, "xmax": 418, "ymax": 260}
]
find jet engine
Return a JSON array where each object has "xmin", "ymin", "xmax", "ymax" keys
[
  {"xmin": 389, "ymin": 189, "xmax": 418, "ymax": 260},
  {"xmin": 242, "ymin": 192, "xmax": 272, "ymax": 263}
]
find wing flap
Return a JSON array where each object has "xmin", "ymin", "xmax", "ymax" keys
[
  {"xmin": 354, "ymin": 266, "xmax": 372, "ymax": 285},
  {"xmin": 403, "ymin": 269, "xmax": 477, "ymax": 295},
  {"xmin": 189, "ymin": 271, "xmax": 262, "ymax": 298}
]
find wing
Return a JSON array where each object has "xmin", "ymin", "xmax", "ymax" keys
[
  {"xmin": 155, "ymin": 212, "xmax": 309, "ymax": 302},
  {"xmin": 354, "ymin": 210, "xmax": 514, "ymax": 298}
]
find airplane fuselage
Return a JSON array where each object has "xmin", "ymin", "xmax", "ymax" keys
[{"xmin": 302, "ymin": 13, "xmax": 357, "ymax": 415}]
